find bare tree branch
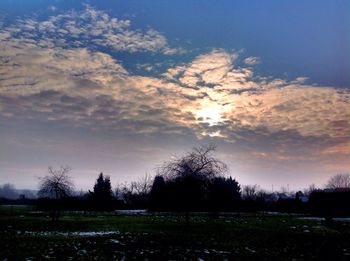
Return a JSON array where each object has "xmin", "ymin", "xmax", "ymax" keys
[
  {"xmin": 326, "ymin": 173, "xmax": 350, "ymax": 189},
  {"xmin": 38, "ymin": 166, "xmax": 74, "ymax": 199},
  {"xmin": 158, "ymin": 145, "xmax": 227, "ymax": 181}
]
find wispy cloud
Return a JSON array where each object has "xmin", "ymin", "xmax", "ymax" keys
[
  {"xmin": 164, "ymin": 49, "xmax": 256, "ymax": 93},
  {"xmin": 2, "ymin": 5, "xmax": 181, "ymax": 54},
  {"xmin": 244, "ymin": 56, "xmax": 261, "ymax": 65}
]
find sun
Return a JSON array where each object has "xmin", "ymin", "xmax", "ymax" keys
[{"xmin": 196, "ymin": 104, "xmax": 223, "ymax": 125}]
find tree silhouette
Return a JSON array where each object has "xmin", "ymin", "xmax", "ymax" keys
[
  {"xmin": 157, "ymin": 145, "xmax": 228, "ymax": 224},
  {"xmin": 38, "ymin": 166, "xmax": 73, "ymax": 199},
  {"xmin": 160, "ymin": 145, "xmax": 227, "ymax": 181},
  {"xmin": 0, "ymin": 183, "xmax": 18, "ymax": 199},
  {"xmin": 90, "ymin": 172, "xmax": 113, "ymax": 210},
  {"xmin": 326, "ymin": 173, "xmax": 350, "ymax": 190},
  {"xmin": 208, "ymin": 176, "xmax": 241, "ymax": 212},
  {"xmin": 242, "ymin": 184, "xmax": 259, "ymax": 200},
  {"xmin": 149, "ymin": 175, "xmax": 166, "ymax": 211},
  {"xmin": 38, "ymin": 166, "xmax": 74, "ymax": 221}
]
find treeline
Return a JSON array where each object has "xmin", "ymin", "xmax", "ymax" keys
[
  {"xmin": 0, "ymin": 183, "xmax": 37, "ymax": 200},
  {"xmin": 1, "ymin": 146, "xmax": 350, "ymax": 220},
  {"xmin": 2, "ymin": 173, "xmax": 350, "ymax": 219},
  {"xmin": 33, "ymin": 173, "xmax": 306, "ymax": 214}
]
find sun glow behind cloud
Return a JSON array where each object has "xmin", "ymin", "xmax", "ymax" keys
[{"xmin": 196, "ymin": 103, "xmax": 224, "ymax": 126}]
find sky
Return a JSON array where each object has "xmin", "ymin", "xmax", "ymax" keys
[{"xmin": 0, "ymin": 0, "xmax": 349, "ymax": 191}]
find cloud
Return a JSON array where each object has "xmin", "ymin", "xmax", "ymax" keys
[
  {"xmin": 2, "ymin": 5, "xmax": 181, "ymax": 55},
  {"xmin": 164, "ymin": 50, "xmax": 256, "ymax": 93},
  {"xmin": 48, "ymin": 5, "xmax": 57, "ymax": 12},
  {"xmin": 221, "ymin": 85, "xmax": 350, "ymax": 139},
  {"xmin": 0, "ymin": 26, "xmax": 349, "ymax": 178},
  {"xmin": 161, "ymin": 50, "xmax": 350, "ymax": 143},
  {"xmin": 1, "ymin": 36, "xmax": 349, "ymax": 138},
  {"xmin": 0, "ymin": 36, "xmax": 198, "ymax": 137},
  {"xmin": 0, "ymin": 40, "xmax": 128, "ymax": 95},
  {"xmin": 244, "ymin": 56, "xmax": 261, "ymax": 65}
]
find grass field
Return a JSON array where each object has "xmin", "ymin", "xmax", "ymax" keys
[{"xmin": 1, "ymin": 206, "xmax": 350, "ymax": 260}]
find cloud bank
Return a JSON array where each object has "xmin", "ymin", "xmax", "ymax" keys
[{"xmin": 0, "ymin": 5, "xmax": 349, "ymax": 188}]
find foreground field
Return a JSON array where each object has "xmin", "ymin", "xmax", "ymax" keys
[{"xmin": 1, "ymin": 206, "xmax": 350, "ymax": 260}]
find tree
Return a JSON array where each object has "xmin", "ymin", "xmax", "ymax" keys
[
  {"xmin": 149, "ymin": 175, "xmax": 167, "ymax": 211},
  {"xmin": 128, "ymin": 173, "xmax": 153, "ymax": 208},
  {"xmin": 303, "ymin": 184, "xmax": 318, "ymax": 196},
  {"xmin": 160, "ymin": 145, "xmax": 227, "ymax": 181},
  {"xmin": 326, "ymin": 173, "xmax": 350, "ymax": 190},
  {"xmin": 38, "ymin": 166, "xmax": 73, "ymax": 199},
  {"xmin": 38, "ymin": 166, "xmax": 74, "ymax": 221},
  {"xmin": 90, "ymin": 172, "xmax": 113, "ymax": 210},
  {"xmin": 208, "ymin": 176, "xmax": 241, "ymax": 212},
  {"xmin": 130, "ymin": 173, "xmax": 153, "ymax": 195},
  {"xmin": 157, "ymin": 145, "xmax": 228, "ymax": 224},
  {"xmin": 242, "ymin": 184, "xmax": 259, "ymax": 200},
  {"xmin": 114, "ymin": 175, "xmax": 153, "ymax": 209},
  {"xmin": 0, "ymin": 183, "xmax": 18, "ymax": 199},
  {"xmin": 309, "ymin": 190, "xmax": 350, "ymax": 223},
  {"xmin": 93, "ymin": 173, "xmax": 112, "ymax": 198}
]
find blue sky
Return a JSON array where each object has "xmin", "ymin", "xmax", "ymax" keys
[
  {"xmin": 1, "ymin": 0, "xmax": 348, "ymax": 85},
  {"xmin": 0, "ymin": 0, "xmax": 349, "ymax": 191}
]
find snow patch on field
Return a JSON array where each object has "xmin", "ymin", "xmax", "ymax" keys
[
  {"xmin": 298, "ymin": 217, "xmax": 350, "ymax": 222},
  {"xmin": 22, "ymin": 231, "xmax": 120, "ymax": 237}
]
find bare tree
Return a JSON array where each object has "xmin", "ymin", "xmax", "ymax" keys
[
  {"xmin": 114, "ymin": 182, "xmax": 130, "ymax": 201},
  {"xmin": 38, "ymin": 166, "xmax": 74, "ymax": 221},
  {"xmin": 242, "ymin": 184, "xmax": 259, "ymax": 200},
  {"xmin": 326, "ymin": 173, "xmax": 350, "ymax": 190},
  {"xmin": 38, "ymin": 166, "xmax": 74, "ymax": 199},
  {"xmin": 158, "ymin": 145, "xmax": 227, "ymax": 225},
  {"xmin": 114, "ymin": 173, "xmax": 153, "ymax": 207},
  {"xmin": 159, "ymin": 145, "xmax": 227, "ymax": 181},
  {"xmin": 303, "ymin": 184, "xmax": 318, "ymax": 196},
  {"xmin": 131, "ymin": 173, "xmax": 153, "ymax": 195}
]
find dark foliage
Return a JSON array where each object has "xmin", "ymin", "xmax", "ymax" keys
[
  {"xmin": 309, "ymin": 190, "xmax": 350, "ymax": 218},
  {"xmin": 89, "ymin": 173, "xmax": 113, "ymax": 210},
  {"xmin": 207, "ymin": 177, "xmax": 241, "ymax": 211},
  {"xmin": 149, "ymin": 175, "xmax": 241, "ymax": 212},
  {"xmin": 0, "ymin": 197, "xmax": 36, "ymax": 206},
  {"xmin": 149, "ymin": 146, "xmax": 244, "ymax": 220},
  {"xmin": 89, "ymin": 173, "xmax": 114, "ymax": 211},
  {"xmin": 275, "ymin": 198, "xmax": 306, "ymax": 213},
  {"xmin": 149, "ymin": 176, "xmax": 166, "ymax": 211}
]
